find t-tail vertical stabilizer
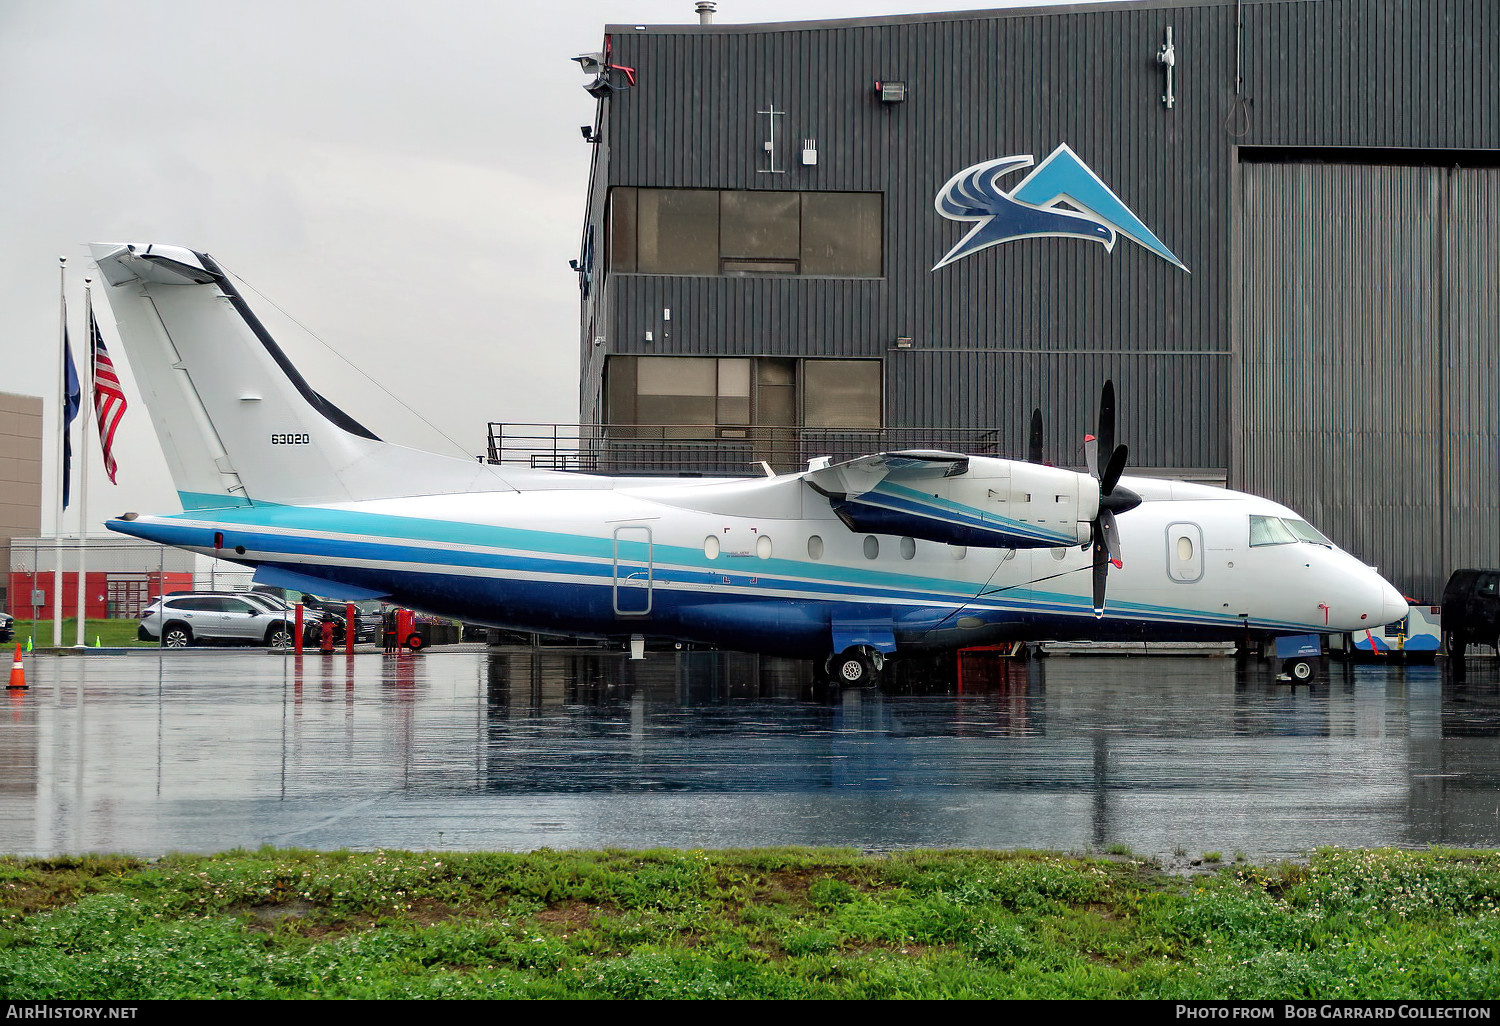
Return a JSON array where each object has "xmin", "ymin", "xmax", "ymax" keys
[{"xmin": 89, "ymin": 243, "xmax": 514, "ymax": 509}]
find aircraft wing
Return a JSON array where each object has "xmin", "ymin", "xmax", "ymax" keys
[
  {"xmin": 803, "ymin": 449, "xmax": 1089, "ymax": 549},
  {"xmin": 803, "ymin": 450, "xmax": 970, "ymax": 496}
]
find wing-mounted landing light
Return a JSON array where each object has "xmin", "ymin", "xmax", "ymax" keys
[{"xmin": 1085, "ymin": 381, "xmax": 1142, "ymax": 617}]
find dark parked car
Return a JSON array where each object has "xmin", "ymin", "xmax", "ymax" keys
[
  {"xmin": 272, "ymin": 592, "xmax": 382, "ymax": 644},
  {"xmin": 0, "ymin": 611, "xmax": 12, "ymax": 644},
  {"xmin": 1440, "ymin": 569, "xmax": 1500, "ymax": 657}
]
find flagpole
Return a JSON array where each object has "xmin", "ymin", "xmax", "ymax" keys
[
  {"xmin": 76, "ymin": 278, "xmax": 92, "ymax": 648},
  {"xmin": 53, "ymin": 257, "xmax": 67, "ymax": 649}
]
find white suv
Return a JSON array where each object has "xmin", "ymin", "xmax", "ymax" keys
[{"xmin": 139, "ymin": 593, "xmax": 327, "ymax": 648}]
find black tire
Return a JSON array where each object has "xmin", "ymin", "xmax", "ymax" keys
[
  {"xmin": 833, "ymin": 650, "xmax": 874, "ymax": 686},
  {"xmin": 1284, "ymin": 657, "xmax": 1315, "ymax": 682},
  {"xmin": 161, "ymin": 623, "xmax": 192, "ymax": 649},
  {"xmin": 404, "ymin": 632, "xmax": 425, "ymax": 651},
  {"xmin": 266, "ymin": 625, "xmax": 295, "ymax": 649}
]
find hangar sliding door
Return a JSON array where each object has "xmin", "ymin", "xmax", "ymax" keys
[{"xmin": 1236, "ymin": 160, "xmax": 1500, "ymax": 600}]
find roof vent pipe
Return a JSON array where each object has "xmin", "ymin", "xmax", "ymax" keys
[{"xmin": 696, "ymin": 2, "xmax": 716, "ymax": 25}]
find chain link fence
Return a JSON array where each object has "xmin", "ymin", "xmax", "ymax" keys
[{"xmin": 5, "ymin": 536, "xmax": 251, "ymax": 647}]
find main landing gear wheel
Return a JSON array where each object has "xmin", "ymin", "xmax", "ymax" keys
[
  {"xmin": 1282, "ymin": 657, "xmax": 1316, "ymax": 682},
  {"xmin": 827, "ymin": 649, "xmax": 881, "ymax": 687}
]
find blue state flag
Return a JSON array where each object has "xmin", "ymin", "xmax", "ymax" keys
[{"xmin": 61, "ymin": 327, "xmax": 80, "ymax": 509}]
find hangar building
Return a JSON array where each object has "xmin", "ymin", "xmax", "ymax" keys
[{"xmin": 553, "ymin": 0, "xmax": 1500, "ymax": 601}]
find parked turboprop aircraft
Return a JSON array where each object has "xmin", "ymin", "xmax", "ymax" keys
[{"xmin": 91, "ymin": 243, "xmax": 1407, "ymax": 682}]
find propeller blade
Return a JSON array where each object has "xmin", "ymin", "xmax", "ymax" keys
[
  {"xmin": 1084, "ymin": 434, "xmax": 1099, "ymax": 479},
  {"xmin": 1100, "ymin": 444, "xmax": 1129, "ymax": 496},
  {"xmin": 1091, "ymin": 540, "xmax": 1108, "ymax": 617},
  {"xmin": 1097, "ymin": 380, "xmax": 1116, "ymax": 461},
  {"xmin": 1028, "ymin": 408, "xmax": 1044, "ymax": 464},
  {"xmin": 1099, "ymin": 508, "xmax": 1122, "ymax": 568}
]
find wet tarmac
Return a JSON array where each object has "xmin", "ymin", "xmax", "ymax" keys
[{"xmin": 2, "ymin": 646, "xmax": 1498, "ymax": 859}]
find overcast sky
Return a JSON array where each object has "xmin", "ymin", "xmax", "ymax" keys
[{"xmin": 0, "ymin": 0, "xmax": 1131, "ymax": 534}]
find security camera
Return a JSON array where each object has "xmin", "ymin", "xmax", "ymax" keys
[{"xmin": 572, "ymin": 52, "xmax": 605, "ymax": 75}]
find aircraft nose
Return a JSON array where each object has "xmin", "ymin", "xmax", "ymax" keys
[{"xmin": 1379, "ymin": 581, "xmax": 1409, "ymax": 626}]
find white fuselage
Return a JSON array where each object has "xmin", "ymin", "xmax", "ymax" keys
[{"xmin": 112, "ymin": 465, "xmax": 1408, "ymax": 657}]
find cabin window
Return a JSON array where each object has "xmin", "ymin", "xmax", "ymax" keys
[
  {"xmin": 863, "ymin": 536, "xmax": 880, "ymax": 560},
  {"xmin": 807, "ymin": 535, "xmax": 824, "ymax": 560},
  {"xmin": 1177, "ymin": 536, "xmax": 1194, "ymax": 561},
  {"xmin": 900, "ymin": 537, "xmax": 916, "ymax": 560},
  {"xmin": 611, "ymin": 187, "xmax": 882, "ymax": 278},
  {"xmin": 704, "ymin": 536, "xmax": 720, "ymax": 559},
  {"xmin": 756, "ymin": 534, "xmax": 773, "ymax": 559}
]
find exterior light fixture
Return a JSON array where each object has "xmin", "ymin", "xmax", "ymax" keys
[{"xmin": 1157, "ymin": 27, "xmax": 1176, "ymax": 109}]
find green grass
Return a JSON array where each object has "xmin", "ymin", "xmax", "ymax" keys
[
  {"xmin": 1, "ymin": 847, "xmax": 1498, "ymax": 999},
  {"xmin": 10, "ymin": 618, "xmax": 155, "ymax": 649}
]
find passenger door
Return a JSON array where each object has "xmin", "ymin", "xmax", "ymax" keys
[
  {"xmin": 215, "ymin": 597, "xmax": 263, "ymax": 640},
  {"xmin": 1165, "ymin": 522, "xmax": 1204, "ymax": 583},
  {"xmin": 612, "ymin": 526, "xmax": 653, "ymax": 616}
]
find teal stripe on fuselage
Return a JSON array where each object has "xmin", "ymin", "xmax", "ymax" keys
[
  {"xmin": 158, "ymin": 503, "xmax": 993, "ymax": 603},
  {"xmin": 143, "ymin": 503, "xmax": 1319, "ymax": 635}
]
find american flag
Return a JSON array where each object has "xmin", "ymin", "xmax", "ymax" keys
[{"xmin": 88, "ymin": 297, "xmax": 126, "ymax": 484}]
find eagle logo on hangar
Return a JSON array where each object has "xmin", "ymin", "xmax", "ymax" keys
[{"xmin": 932, "ymin": 144, "xmax": 1188, "ymax": 272}]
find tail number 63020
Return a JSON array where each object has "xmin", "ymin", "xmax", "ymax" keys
[{"xmin": 270, "ymin": 433, "xmax": 311, "ymax": 445}]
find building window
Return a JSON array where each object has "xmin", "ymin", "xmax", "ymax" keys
[
  {"xmin": 802, "ymin": 359, "xmax": 882, "ymax": 430},
  {"xmin": 606, "ymin": 356, "xmax": 881, "ymax": 434},
  {"xmin": 610, "ymin": 188, "xmax": 882, "ymax": 278}
]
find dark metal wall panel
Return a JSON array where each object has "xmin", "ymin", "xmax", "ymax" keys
[
  {"xmin": 886, "ymin": 350, "xmax": 1228, "ymax": 467},
  {"xmin": 597, "ymin": 4, "xmax": 1244, "ymax": 462},
  {"xmin": 1442, "ymin": 169, "xmax": 1500, "ymax": 577},
  {"xmin": 1237, "ymin": 160, "xmax": 1500, "ymax": 600},
  {"xmin": 1242, "ymin": 0, "xmax": 1500, "ymax": 149},
  {"xmin": 580, "ymin": 1, "xmax": 1500, "ymax": 592}
]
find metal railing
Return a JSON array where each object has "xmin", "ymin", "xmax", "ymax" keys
[{"xmin": 486, "ymin": 423, "xmax": 1014, "ymax": 476}]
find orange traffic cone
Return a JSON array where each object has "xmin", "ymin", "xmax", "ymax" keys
[{"xmin": 6, "ymin": 644, "xmax": 26, "ymax": 690}]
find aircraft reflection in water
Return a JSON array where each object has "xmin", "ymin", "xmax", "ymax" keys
[
  {"xmin": 7, "ymin": 650, "xmax": 1497, "ymax": 856},
  {"xmin": 462, "ymin": 647, "xmax": 1475, "ymax": 808}
]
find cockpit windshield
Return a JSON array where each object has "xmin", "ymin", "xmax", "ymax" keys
[{"xmin": 1249, "ymin": 514, "xmax": 1333, "ymax": 548}]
